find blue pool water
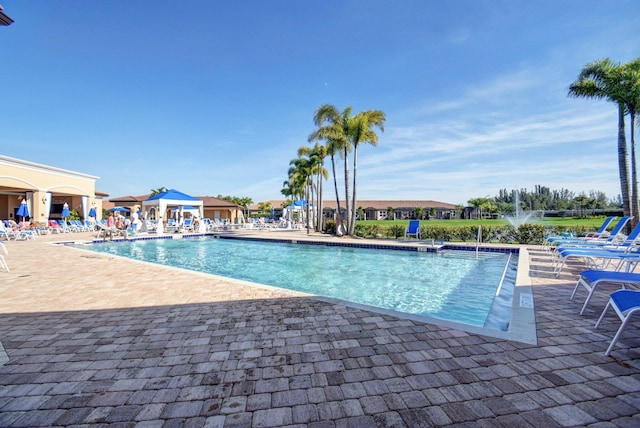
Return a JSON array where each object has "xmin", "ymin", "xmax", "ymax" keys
[{"xmin": 80, "ymin": 237, "xmax": 517, "ymax": 329}]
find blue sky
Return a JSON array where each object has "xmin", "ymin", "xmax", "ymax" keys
[{"xmin": 2, "ymin": 1, "xmax": 639, "ymax": 206}]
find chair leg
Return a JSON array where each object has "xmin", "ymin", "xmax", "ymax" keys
[
  {"xmin": 604, "ymin": 316, "xmax": 633, "ymax": 356},
  {"xmin": 580, "ymin": 285, "xmax": 599, "ymax": 315},
  {"xmin": 0, "ymin": 255, "xmax": 8, "ymax": 272},
  {"xmin": 595, "ymin": 299, "xmax": 624, "ymax": 355},
  {"xmin": 570, "ymin": 277, "xmax": 583, "ymax": 301},
  {"xmin": 595, "ymin": 301, "xmax": 611, "ymax": 329}
]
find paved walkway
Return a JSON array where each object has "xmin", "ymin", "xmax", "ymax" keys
[{"xmin": 0, "ymin": 232, "xmax": 639, "ymax": 427}]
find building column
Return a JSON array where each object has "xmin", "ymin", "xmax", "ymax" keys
[{"xmin": 32, "ymin": 191, "xmax": 49, "ymax": 223}]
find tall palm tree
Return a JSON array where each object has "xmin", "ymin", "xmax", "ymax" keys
[
  {"xmin": 309, "ymin": 104, "xmax": 384, "ymax": 236},
  {"xmin": 613, "ymin": 59, "xmax": 640, "ymax": 221},
  {"xmin": 315, "ymin": 145, "xmax": 328, "ymax": 232},
  {"xmin": 309, "ymin": 105, "xmax": 352, "ymax": 235},
  {"xmin": 301, "ymin": 143, "xmax": 329, "ymax": 232},
  {"xmin": 569, "ymin": 58, "xmax": 631, "ymax": 221},
  {"xmin": 325, "ymin": 137, "xmax": 344, "ymax": 233},
  {"xmin": 284, "ymin": 158, "xmax": 308, "ymax": 201},
  {"xmin": 347, "ymin": 109, "xmax": 386, "ymax": 235},
  {"xmin": 285, "ymin": 156, "xmax": 316, "ymax": 228}
]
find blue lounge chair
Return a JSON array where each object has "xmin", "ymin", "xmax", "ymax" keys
[
  {"xmin": 552, "ymin": 222, "xmax": 640, "ymax": 276},
  {"xmin": 404, "ymin": 220, "xmax": 421, "ymax": 240},
  {"xmin": 545, "ymin": 216, "xmax": 631, "ymax": 251},
  {"xmin": 571, "ymin": 270, "xmax": 640, "ymax": 315},
  {"xmin": 553, "ymin": 247, "xmax": 640, "ymax": 277},
  {"xmin": 0, "ymin": 222, "xmax": 18, "ymax": 240},
  {"xmin": 544, "ymin": 216, "xmax": 617, "ymax": 245},
  {"xmin": 595, "ymin": 289, "xmax": 640, "ymax": 356}
]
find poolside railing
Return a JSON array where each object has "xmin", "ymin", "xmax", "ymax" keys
[{"xmin": 494, "ymin": 252, "xmax": 513, "ymax": 296}]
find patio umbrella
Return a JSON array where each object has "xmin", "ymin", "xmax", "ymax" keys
[
  {"xmin": 88, "ymin": 207, "xmax": 97, "ymax": 218},
  {"xmin": 61, "ymin": 202, "xmax": 70, "ymax": 218},
  {"xmin": 17, "ymin": 199, "xmax": 29, "ymax": 223},
  {"xmin": 109, "ymin": 207, "xmax": 129, "ymax": 213}
]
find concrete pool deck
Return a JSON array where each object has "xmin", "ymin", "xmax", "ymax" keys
[{"xmin": 0, "ymin": 230, "xmax": 639, "ymax": 426}]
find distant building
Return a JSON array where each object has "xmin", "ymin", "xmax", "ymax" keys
[{"xmin": 249, "ymin": 199, "xmax": 458, "ymax": 220}]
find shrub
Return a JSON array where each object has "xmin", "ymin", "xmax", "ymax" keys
[
  {"xmin": 325, "ymin": 220, "xmax": 335, "ymax": 235},
  {"xmin": 353, "ymin": 224, "xmax": 379, "ymax": 238}
]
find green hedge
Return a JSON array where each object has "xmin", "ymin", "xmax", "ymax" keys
[
  {"xmin": 324, "ymin": 221, "xmax": 600, "ymax": 244},
  {"xmin": 347, "ymin": 223, "xmax": 595, "ymax": 244}
]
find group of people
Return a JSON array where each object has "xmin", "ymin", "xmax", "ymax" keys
[
  {"xmin": 3, "ymin": 219, "xmax": 38, "ymax": 231},
  {"xmin": 106, "ymin": 213, "xmax": 129, "ymax": 230},
  {"xmin": 106, "ymin": 212, "xmax": 145, "ymax": 231}
]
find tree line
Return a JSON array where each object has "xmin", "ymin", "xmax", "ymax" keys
[{"xmin": 468, "ymin": 185, "xmax": 619, "ymax": 217}]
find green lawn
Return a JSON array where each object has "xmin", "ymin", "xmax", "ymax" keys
[{"xmin": 357, "ymin": 217, "xmax": 607, "ymax": 228}]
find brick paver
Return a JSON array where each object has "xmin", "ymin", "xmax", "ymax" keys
[{"xmin": 0, "ymin": 232, "xmax": 639, "ymax": 426}]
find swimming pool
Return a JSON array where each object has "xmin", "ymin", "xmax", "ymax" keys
[{"xmin": 79, "ymin": 236, "xmax": 519, "ymax": 331}]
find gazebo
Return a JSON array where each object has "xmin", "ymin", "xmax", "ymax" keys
[
  {"xmin": 283, "ymin": 199, "xmax": 314, "ymax": 228},
  {"xmin": 141, "ymin": 189, "xmax": 204, "ymax": 234}
]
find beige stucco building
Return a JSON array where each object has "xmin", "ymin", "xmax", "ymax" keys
[{"xmin": 0, "ymin": 155, "xmax": 105, "ymax": 223}]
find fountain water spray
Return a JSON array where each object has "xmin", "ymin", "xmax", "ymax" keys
[{"xmin": 506, "ymin": 192, "xmax": 532, "ymax": 228}]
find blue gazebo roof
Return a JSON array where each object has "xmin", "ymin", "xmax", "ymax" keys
[{"xmin": 145, "ymin": 189, "xmax": 200, "ymax": 202}]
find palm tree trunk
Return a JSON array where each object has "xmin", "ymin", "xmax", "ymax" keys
[
  {"xmin": 307, "ymin": 180, "xmax": 313, "ymax": 231},
  {"xmin": 317, "ymin": 164, "xmax": 323, "ymax": 232},
  {"xmin": 330, "ymin": 154, "xmax": 344, "ymax": 235},
  {"xmin": 349, "ymin": 144, "xmax": 359, "ymax": 236},
  {"xmin": 617, "ymin": 106, "xmax": 632, "ymax": 222},
  {"xmin": 343, "ymin": 147, "xmax": 351, "ymax": 236},
  {"xmin": 630, "ymin": 110, "xmax": 638, "ymax": 229}
]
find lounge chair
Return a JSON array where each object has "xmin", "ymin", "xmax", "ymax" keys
[
  {"xmin": 571, "ymin": 270, "xmax": 640, "ymax": 314},
  {"xmin": 404, "ymin": 220, "xmax": 421, "ymax": 240},
  {"xmin": 257, "ymin": 217, "xmax": 274, "ymax": 231},
  {"xmin": 0, "ymin": 241, "xmax": 8, "ymax": 272},
  {"xmin": 95, "ymin": 221, "xmax": 127, "ymax": 240},
  {"xmin": 552, "ymin": 223, "xmax": 640, "ymax": 276},
  {"xmin": 0, "ymin": 222, "xmax": 33, "ymax": 241},
  {"xmin": 0, "ymin": 222, "xmax": 18, "ymax": 240},
  {"xmin": 58, "ymin": 219, "xmax": 74, "ymax": 232},
  {"xmin": 544, "ymin": 216, "xmax": 617, "ymax": 245},
  {"xmin": 48, "ymin": 220, "xmax": 65, "ymax": 233},
  {"xmin": 32, "ymin": 222, "xmax": 49, "ymax": 235},
  {"xmin": 203, "ymin": 218, "xmax": 217, "ymax": 231},
  {"xmin": 166, "ymin": 218, "xmax": 180, "ymax": 233},
  {"xmin": 545, "ymin": 216, "xmax": 632, "ymax": 252},
  {"xmin": 72, "ymin": 219, "xmax": 88, "ymax": 231},
  {"xmin": 583, "ymin": 216, "xmax": 618, "ymax": 238},
  {"xmin": 553, "ymin": 246, "xmax": 640, "ymax": 277},
  {"xmin": 19, "ymin": 228, "xmax": 37, "ymax": 240},
  {"xmin": 141, "ymin": 219, "xmax": 157, "ymax": 232},
  {"xmin": 594, "ymin": 289, "xmax": 640, "ymax": 356}
]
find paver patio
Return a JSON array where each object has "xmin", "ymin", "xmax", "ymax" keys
[{"xmin": 0, "ymin": 231, "xmax": 638, "ymax": 427}]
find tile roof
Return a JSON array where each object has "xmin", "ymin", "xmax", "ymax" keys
[{"xmin": 251, "ymin": 199, "xmax": 457, "ymax": 210}]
